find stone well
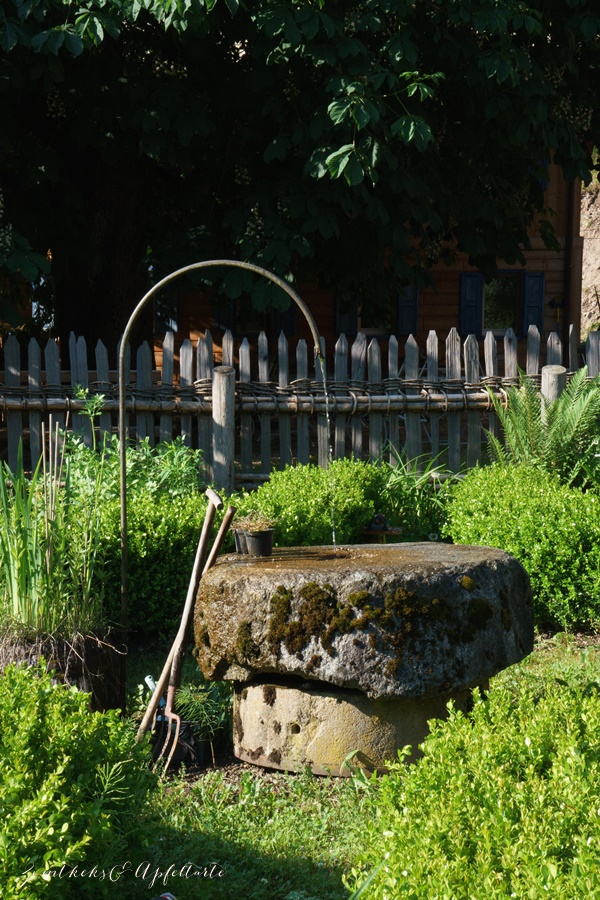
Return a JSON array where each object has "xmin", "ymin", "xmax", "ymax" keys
[{"xmin": 194, "ymin": 543, "xmax": 533, "ymax": 774}]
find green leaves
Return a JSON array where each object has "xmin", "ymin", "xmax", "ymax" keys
[
  {"xmin": 391, "ymin": 115, "xmax": 433, "ymax": 151},
  {"xmin": 2, "ymin": 0, "xmax": 599, "ymax": 340},
  {"xmin": 328, "ymin": 96, "xmax": 380, "ymax": 129},
  {"xmin": 325, "ymin": 144, "xmax": 364, "ymax": 185},
  {"xmin": 352, "ymin": 671, "xmax": 600, "ymax": 899},
  {"xmin": 233, "ymin": 459, "xmax": 389, "ymax": 548},
  {"xmin": 486, "ymin": 368, "xmax": 600, "ymax": 488},
  {"xmin": 0, "ymin": 663, "xmax": 155, "ymax": 897},
  {"xmin": 445, "ymin": 463, "xmax": 600, "ymax": 629}
]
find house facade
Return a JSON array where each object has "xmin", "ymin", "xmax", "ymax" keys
[{"xmin": 156, "ymin": 161, "xmax": 583, "ymax": 371}]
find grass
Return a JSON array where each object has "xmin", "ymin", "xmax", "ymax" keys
[
  {"xmin": 120, "ymin": 632, "xmax": 600, "ymax": 899},
  {"xmin": 152, "ymin": 769, "xmax": 368, "ymax": 899}
]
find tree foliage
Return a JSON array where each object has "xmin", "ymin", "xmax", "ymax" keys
[{"xmin": 1, "ymin": 0, "xmax": 599, "ymax": 351}]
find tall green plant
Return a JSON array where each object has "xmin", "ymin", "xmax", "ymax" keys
[
  {"xmin": 0, "ymin": 430, "xmax": 106, "ymax": 635},
  {"xmin": 382, "ymin": 449, "xmax": 455, "ymax": 540},
  {"xmin": 487, "ymin": 368, "xmax": 600, "ymax": 486}
]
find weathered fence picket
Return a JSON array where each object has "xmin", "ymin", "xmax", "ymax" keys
[
  {"xmin": 484, "ymin": 330, "xmax": 499, "ymax": 442},
  {"xmin": 0, "ymin": 324, "xmax": 591, "ymax": 485},
  {"xmin": 278, "ymin": 331, "xmax": 292, "ymax": 469},
  {"xmin": 446, "ymin": 328, "xmax": 462, "ymax": 472},
  {"xmin": 180, "ymin": 339, "xmax": 194, "ymax": 449},
  {"xmin": 351, "ymin": 332, "xmax": 367, "ymax": 460},
  {"xmin": 96, "ymin": 340, "xmax": 112, "ymax": 443},
  {"xmin": 258, "ymin": 331, "xmax": 271, "ymax": 475},
  {"xmin": 368, "ymin": 339, "xmax": 383, "ymax": 463},
  {"xmin": 404, "ymin": 334, "xmax": 421, "ymax": 465},
  {"xmin": 5, "ymin": 335, "xmax": 21, "ymax": 471},
  {"xmin": 547, "ymin": 332, "xmax": 562, "ymax": 367},
  {"xmin": 296, "ymin": 339, "xmax": 309, "ymax": 465},
  {"xmin": 334, "ymin": 333, "xmax": 348, "ymax": 461},
  {"xmin": 197, "ymin": 330, "xmax": 214, "ymax": 474},
  {"xmin": 159, "ymin": 330, "xmax": 174, "ymax": 444},
  {"xmin": 136, "ymin": 342, "xmax": 154, "ymax": 446},
  {"xmin": 387, "ymin": 335, "xmax": 399, "ymax": 465},
  {"xmin": 28, "ymin": 339, "xmax": 41, "ymax": 466},
  {"xmin": 426, "ymin": 330, "xmax": 440, "ymax": 460},
  {"xmin": 316, "ymin": 337, "xmax": 328, "ymax": 469},
  {"xmin": 587, "ymin": 331, "xmax": 600, "ymax": 377},
  {"xmin": 239, "ymin": 337, "xmax": 253, "ymax": 474},
  {"xmin": 464, "ymin": 334, "xmax": 481, "ymax": 469},
  {"xmin": 526, "ymin": 325, "xmax": 540, "ymax": 376}
]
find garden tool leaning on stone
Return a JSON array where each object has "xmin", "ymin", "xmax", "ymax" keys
[{"xmin": 136, "ymin": 487, "xmax": 236, "ymax": 773}]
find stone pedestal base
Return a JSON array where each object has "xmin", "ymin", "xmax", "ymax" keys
[{"xmin": 233, "ymin": 679, "xmax": 477, "ymax": 775}]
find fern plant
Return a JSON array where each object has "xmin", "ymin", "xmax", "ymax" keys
[{"xmin": 487, "ymin": 367, "xmax": 600, "ymax": 487}]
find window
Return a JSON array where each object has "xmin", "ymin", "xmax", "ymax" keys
[
  {"xmin": 459, "ymin": 271, "xmax": 545, "ymax": 337},
  {"xmin": 484, "ymin": 273, "xmax": 521, "ymax": 332},
  {"xmin": 335, "ymin": 286, "xmax": 419, "ymax": 336}
]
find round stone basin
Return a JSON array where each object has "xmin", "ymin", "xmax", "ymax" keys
[{"xmin": 194, "ymin": 543, "xmax": 533, "ymax": 773}]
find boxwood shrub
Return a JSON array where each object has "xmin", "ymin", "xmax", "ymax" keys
[
  {"xmin": 99, "ymin": 491, "xmax": 210, "ymax": 637},
  {"xmin": 0, "ymin": 663, "xmax": 156, "ymax": 898},
  {"xmin": 234, "ymin": 459, "xmax": 390, "ymax": 547},
  {"xmin": 444, "ymin": 464, "xmax": 600, "ymax": 629},
  {"xmin": 349, "ymin": 674, "xmax": 600, "ymax": 899}
]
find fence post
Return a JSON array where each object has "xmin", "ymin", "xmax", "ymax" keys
[
  {"xmin": 541, "ymin": 364, "xmax": 566, "ymax": 402},
  {"xmin": 212, "ymin": 365, "xmax": 236, "ymax": 494}
]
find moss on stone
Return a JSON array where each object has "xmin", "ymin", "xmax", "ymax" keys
[
  {"xmin": 267, "ymin": 586, "xmax": 294, "ymax": 653},
  {"xmin": 461, "ymin": 575, "xmax": 477, "ymax": 592},
  {"xmin": 263, "ymin": 684, "xmax": 277, "ymax": 707},
  {"xmin": 346, "ymin": 590, "xmax": 371, "ymax": 608},
  {"xmin": 264, "ymin": 576, "xmax": 494, "ymax": 672},
  {"xmin": 236, "ymin": 621, "xmax": 259, "ymax": 661},
  {"xmin": 306, "ymin": 653, "xmax": 322, "ymax": 673}
]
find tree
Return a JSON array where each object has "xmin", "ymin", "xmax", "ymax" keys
[{"xmin": 1, "ymin": 0, "xmax": 599, "ymax": 357}]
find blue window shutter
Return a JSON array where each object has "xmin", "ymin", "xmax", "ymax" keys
[
  {"xmin": 335, "ymin": 295, "xmax": 358, "ymax": 335},
  {"xmin": 521, "ymin": 272, "xmax": 545, "ymax": 335},
  {"xmin": 398, "ymin": 285, "xmax": 418, "ymax": 335},
  {"xmin": 459, "ymin": 273, "xmax": 484, "ymax": 336}
]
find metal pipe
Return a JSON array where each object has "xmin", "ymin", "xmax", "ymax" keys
[{"xmin": 118, "ymin": 259, "xmax": 323, "ymax": 698}]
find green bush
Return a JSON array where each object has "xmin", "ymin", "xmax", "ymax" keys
[
  {"xmin": 349, "ymin": 677, "xmax": 600, "ymax": 899},
  {"xmin": 64, "ymin": 433, "xmax": 206, "ymax": 503},
  {"xmin": 99, "ymin": 491, "xmax": 210, "ymax": 636},
  {"xmin": 61, "ymin": 436, "xmax": 210, "ymax": 637},
  {"xmin": 234, "ymin": 459, "xmax": 389, "ymax": 547},
  {"xmin": 444, "ymin": 464, "xmax": 600, "ymax": 629},
  {"xmin": 0, "ymin": 663, "xmax": 156, "ymax": 898}
]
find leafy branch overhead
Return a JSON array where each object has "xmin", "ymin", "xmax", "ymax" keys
[{"xmin": 0, "ymin": 0, "xmax": 599, "ymax": 345}]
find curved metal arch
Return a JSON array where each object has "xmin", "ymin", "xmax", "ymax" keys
[{"xmin": 118, "ymin": 259, "xmax": 323, "ymax": 635}]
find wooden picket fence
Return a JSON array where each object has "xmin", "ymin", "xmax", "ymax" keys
[{"xmin": 1, "ymin": 323, "xmax": 598, "ymax": 486}]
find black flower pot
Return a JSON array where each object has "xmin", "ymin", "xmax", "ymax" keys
[
  {"xmin": 234, "ymin": 530, "xmax": 248, "ymax": 554},
  {"xmin": 245, "ymin": 529, "xmax": 274, "ymax": 558}
]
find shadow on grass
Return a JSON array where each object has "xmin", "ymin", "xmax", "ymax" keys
[{"xmin": 111, "ymin": 823, "xmax": 352, "ymax": 899}]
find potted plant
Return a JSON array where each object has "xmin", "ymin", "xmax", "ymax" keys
[{"xmin": 234, "ymin": 512, "xmax": 277, "ymax": 557}]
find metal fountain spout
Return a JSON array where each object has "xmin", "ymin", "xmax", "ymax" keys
[{"xmin": 117, "ymin": 259, "xmax": 324, "ymax": 670}]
